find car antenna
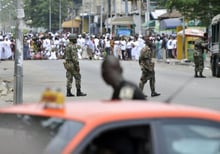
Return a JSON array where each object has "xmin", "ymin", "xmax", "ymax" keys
[{"xmin": 164, "ymin": 77, "xmax": 194, "ymax": 104}]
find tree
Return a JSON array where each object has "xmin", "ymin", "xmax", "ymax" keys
[
  {"xmin": 24, "ymin": 0, "xmax": 74, "ymax": 32},
  {"xmin": 158, "ymin": 0, "xmax": 220, "ymax": 27}
]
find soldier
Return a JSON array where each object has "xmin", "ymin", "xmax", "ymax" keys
[
  {"xmin": 139, "ymin": 39, "xmax": 160, "ymax": 97},
  {"xmin": 193, "ymin": 34, "xmax": 209, "ymax": 78},
  {"xmin": 63, "ymin": 33, "xmax": 87, "ymax": 97},
  {"xmin": 101, "ymin": 55, "xmax": 146, "ymax": 100}
]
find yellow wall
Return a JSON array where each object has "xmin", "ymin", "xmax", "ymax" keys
[
  {"xmin": 82, "ymin": 19, "xmax": 89, "ymax": 33},
  {"xmin": 177, "ymin": 35, "xmax": 200, "ymax": 60}
]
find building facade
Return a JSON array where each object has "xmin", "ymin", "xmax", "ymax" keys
[{"xmin": 76, "ymin": 0, "xmax": 154, "ymax": 35}]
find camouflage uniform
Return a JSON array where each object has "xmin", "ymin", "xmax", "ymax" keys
[
  {"xmin": 64, "ymin": 34, "xmax": 86, "ymax": 96},
  {"xmin": 65, "ymin": 43, "xmax": 81, "ymax": 89},
  {"xmin": 193, "ymin": 39, "xmax": 207, "ymax": 78},
  {"xmin": 139, "ymin": 45, "xmax": 160, "ymax": 97}
]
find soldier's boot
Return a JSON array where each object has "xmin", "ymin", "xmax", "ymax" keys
[
  {"xmin": 77, "ymin": 89, "xmax": 87, "ymax": 96},
  {"xmin": 151, "ymin": 88, "xmax": 160, "ymax": 97},
  {"xmin": 194, "ymin": 71, "xmax": 199, "ymax": 78},
  {"xmin": 151, "ymin": 91, "xmax": 160, "ymax": 97},
  {"xmin": 150, "ymin": 81, "xmax": 160, "ymax": 97},
  {"xmin": 199, "ymin": 72, "xmax": 206, "ymax": 78},
  {"xmin": 139, "ymin": 82, "xmax": 147, "ymax": 97},
  {"xmin": 66, "ymin": 88, "xmax": 74, "ymax": 97}
]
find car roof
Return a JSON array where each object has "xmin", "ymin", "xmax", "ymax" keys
[{"xmin": 1, "ymin": 101, "xmax": 220, "ymax": 124}]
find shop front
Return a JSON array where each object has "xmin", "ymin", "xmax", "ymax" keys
[
  {"xmin": 177, "ymin": 28, "xmax": 205, "ymax": 61},
  {"xmin": 111, "ymin": 16, "xmax": 135, "ymax": 37},
  {"xmin": 62, "ymin": 19, "xmax": 81, "ymax": 34}
]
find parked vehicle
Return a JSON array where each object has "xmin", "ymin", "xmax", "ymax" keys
[{"xmin": 210, "ymin": 14, "xmax": 220, "ymax": 77}]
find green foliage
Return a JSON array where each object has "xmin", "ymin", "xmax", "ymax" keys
[
  {"xmin": 158, "ymin": 0, "xmax": 220, "ymax": 27},
  {"xmin": 24, "ymin": 0, "xmax": 73, "ymax": 32}
]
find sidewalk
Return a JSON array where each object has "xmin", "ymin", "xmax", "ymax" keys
[
  {"xmin": 0, "ymin": 61, "xmax": 14, "ymax": 107},
  {"xmin": 156, "ymin": 57, "xmax": 211, "ymax": 69}
]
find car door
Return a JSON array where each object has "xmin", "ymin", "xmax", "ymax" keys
[{"xmin": 72, "ymin": 119, "xmax": 157, "ymax": 154}]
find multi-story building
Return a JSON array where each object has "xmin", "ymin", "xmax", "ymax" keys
[{"xmin": 76, "ymin": 0, "xmax": 157, "ymax": 35}]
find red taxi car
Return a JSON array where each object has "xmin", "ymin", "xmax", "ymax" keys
[{"xmin": 0, "ymin": 101, "xmax": 220, "ymax": 154}]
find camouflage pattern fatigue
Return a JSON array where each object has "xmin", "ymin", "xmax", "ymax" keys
[
  {"xmin": 139, "ymin": 45, "xmax": 156, "ymax": 92},
  {"xmin": 193, "ymin": 39, "xmax": 207, "ymax": 72},
  {"xmin": 64, "ymin": 42, "xmax": 81, "ymax": 89},
  {"xmin": 193, "ymin": 49, "xmax": 204, "ymax": 72}
]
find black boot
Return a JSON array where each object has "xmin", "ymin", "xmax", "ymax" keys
[
  {"xmin": 77, "ymin": 89, "xmax": 87, "ymax": 96},
  {"xmin": 194, "ymin": 71, "xmax": 199, "ymax": 78},
  {"xmin": 199, "ymin": 72, "xmax": 206, "ymax": 78},
  {"xmin": 151, "ymin": 91, "xmax": 160, "ymax": 97},
  {"xmin": 66, "ymin": 88, "xmax": 74, "ymax": 97}
]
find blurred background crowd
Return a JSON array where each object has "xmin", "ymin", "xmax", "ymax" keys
[{"xmin": 0, "ymin": 31, "xmax": 177, "ymax": 62}]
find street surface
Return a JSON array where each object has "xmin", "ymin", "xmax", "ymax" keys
[{"xmin": 0, "ymin": 59, "xmax": 220, "ymax": 111}]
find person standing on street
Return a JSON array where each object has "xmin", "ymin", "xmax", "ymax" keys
[
  {"xmin": 139, "ymin": 38, "xmax": 160, "ymax": 97},
  {"xmin": 193, "ymin": 37, "xmax": 208, "ymax": 78},
  {"xmin": 161, "ymin": 33, "xmax": 168, "ymax": 61},
  {"xmin": 101, "ymin": 55, "xmax": 146, "ymax": 100},
  {"xmin": 193, "ymin": 40, "xmax": 205, "ymax": 78},
  {"xmin": 63, "ymin": 33, "xmax": 87, "ymax": 97}
]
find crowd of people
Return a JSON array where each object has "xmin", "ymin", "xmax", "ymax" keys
[
  {"xmin": 0, "ymin": 31, "xmax": 178, "ymax": 62},
  {"xmin": 75, "ymin": 32, "xmax": 177, "ymax": 61}
]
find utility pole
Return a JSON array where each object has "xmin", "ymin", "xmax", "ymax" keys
[
  {"xmin": 14, "ymin": 0, "xmax": 25, "ymax": 104},
  {"xmin": 59, "ymin": 0, "xmax": 61, "ymax": 30},
  {"xmin": 110, "ymin": 0, "xmax": 112, "ymax": 37},
  {"xmin": 146, "ymin": 0, "xmax": 150, "ymax": 23},
  {"xmin": 100, "ymin": 0, "xmax": 103, "ymax": 35},
  {"xmin": 125, "ymin": 0, "xmax": 128, "ymax": 16},
  {"xmin": 107, "ymin": 0, "xmax": 111, "ymax": 35},
  {"xmin": 138, "ymin": 0, "xmax": 142, "ymax": 35},
  {"xmin": 71, "ymin": 0, "xmax": 74, "ymax": 33},
  {"xmin": 49, "ymin": 0, "xmax": 51, "ymax": 31},
  {"xmin": 89, "ymin": 0, "xmax": 92, "ymax": 34},
  {"xmin": 182, "ymin": 16, "xmax": 185, "ymax": 59},
  {"xmin": 82, "ymin": 3, "xmax": 84, "ymax": 33}
]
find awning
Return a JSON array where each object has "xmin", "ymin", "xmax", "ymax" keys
[
  {"xmin": 150, "ymin": 9, "xmax": 167, "ymax": 20},
  {"xmin": 158, "ymin": 10, "xmax": 182, "ymax": 20},
  {"xmin": 211, "ymin": 14, "xmax": 220, "ymax": 25},
  {"xmin": 177, "ymin": 28, "xmax": 204, "ymax": 38},
  {"xmin": 159, "ymin": 18, "xmax": 182, "ymax": 30},
  {"xmin": 62, "ymin": 19, "xmax": 80, "ymax": 28},
  {"xmin": 111, "ymin": 16, "xmax": 134, "ymax": 25}
]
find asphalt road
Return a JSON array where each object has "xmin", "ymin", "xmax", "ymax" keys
[{"xmin": 1, "ymin": 59, "xmax": 220, "ymax": 111}]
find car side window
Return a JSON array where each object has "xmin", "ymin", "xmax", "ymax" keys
[
  {"xmin": 158, "ymin": 119, "xmax": 220, "ymax": 154},
  {"xmin": 79, "ymin": 125, "xmax": 152, "ymax": 154},
  {"xmin": 0, "ymin": 114, "xmax": 83, "ymax": 154}
]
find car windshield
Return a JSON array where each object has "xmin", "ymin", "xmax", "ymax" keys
[
  {"xmin": 161, "ymin": 122, "xmax": 220, "ymax": 154},
  {"xmin": 0, "ymin": 113, "xmax": 83, "ymax": 154}
]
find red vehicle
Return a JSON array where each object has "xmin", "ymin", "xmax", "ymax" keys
[{"xmin": 0, "ymin": 101, "xmax": 220, "ymax": 154}]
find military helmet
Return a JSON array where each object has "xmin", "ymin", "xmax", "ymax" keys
[{"xmin": 68, "ymin": 33, "xmax": 77, "ymax": 40}]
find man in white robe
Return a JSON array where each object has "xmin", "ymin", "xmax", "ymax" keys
[{"xmin": 0, "ymin": 36, "xmax": 12, "ymax": 60}]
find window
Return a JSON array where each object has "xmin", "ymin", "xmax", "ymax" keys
[
  {"xmin": 159, "ymin": 119, "xmax": 220, "ymax": 154},
  {"xmin": 80, "ymin": 124, "xmax": 152, "ymax": 154},
  {"xmin": 0, "ymin": 113, "xmax": 83, "ymax": 154}
]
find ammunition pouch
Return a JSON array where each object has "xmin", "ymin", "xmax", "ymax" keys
[{"xmin": 63, "ymin": 61, "xmax": 73, "ymax": 71}]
